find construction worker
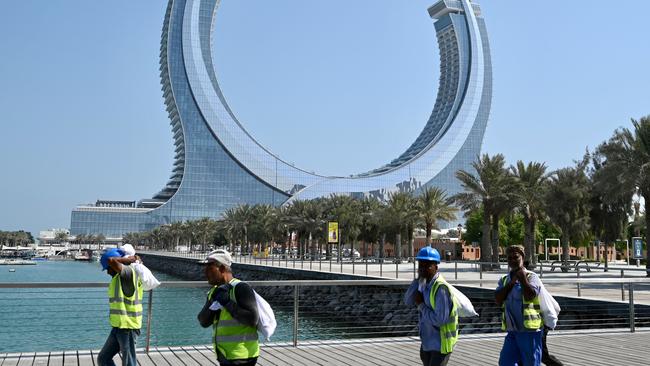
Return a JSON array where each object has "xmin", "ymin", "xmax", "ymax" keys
[
  {"xmin": 97, "ymin": 248, "xmax": 143, "ymax": 366},
  {"xmin": 197, "ymin": 249, "xmax": 259, "ymax": 366},
  {"xmin": 404, "ymin": 247, "xmax": 459, "ymax": 366},
  {"xmin": 496, "ymin": 245, "xmax": 543, "ymax": 366}
]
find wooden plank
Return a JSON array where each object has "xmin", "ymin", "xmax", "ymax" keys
[
  {"xmin": 77, "ymin": 351, "xmax": 94, "ymax": 366},
  {"xmin": 141, "ymin": 349, "xmax": 171, "ymax": 366},
  {"xmin": 62, "ymin": 351, "xmax": 78, "ymax": 366},
  {"xmin": 1, "ymin": 354, "xmax": 19, "ymax": 366},
  {"xmin": 184, "ymin": 346, "xmax": 218, "ymax": 366},
  {"xmin": 152, "ymin": 348, "xmax": 184, "ymax": 366},
  {"xmin": 48, "ymin": 352, "xmax": 64, "ymax": 366},
  {"xmin": 32, "ymin": 352, "xmax": 50, "ymax": 366},
  {"xmin": 16, "ymin": 352, "xmax": 35, "ymax": 366}
]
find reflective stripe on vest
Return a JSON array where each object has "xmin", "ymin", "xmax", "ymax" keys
[
  {"xmin": 500, "ymin": 274, "xmax": 542, "ymax": 331},
  {"xmin": 429, "ymin": 275, "xmax": 459, "ymax": 354},
  {"xmin": 210, "ymin": 278, "xmax": 260, "ymax": 360},
  {"xmin": 107, "ymin": 266, "xmax": 143, "ymax": 329}
]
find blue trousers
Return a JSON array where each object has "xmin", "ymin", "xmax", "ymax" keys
[
  {"xmin": 499, "ymin": 331, "xmax": 542, "ymax": 366},
  {"xmin": 97, "ymin": 327, "xmax": 139, "ymax": 366}
]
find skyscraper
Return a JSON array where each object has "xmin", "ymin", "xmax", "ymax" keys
[{"xmin": 71, "ymin": 0, "xmax": 492, "ymax": 238}]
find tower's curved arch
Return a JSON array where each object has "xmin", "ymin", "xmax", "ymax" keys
[{"xmin": 70, "ymin": 0, "xmax": 492, "ymax": 237}]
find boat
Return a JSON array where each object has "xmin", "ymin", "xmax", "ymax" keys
[
  {"xmin": 0, "ymin": 259, "xmax": 36, "ymax": 265},
  {"xmin": 31, "ymin": 257, "xmax": 48, "ymax": 261},
  {"xmin": 74, "ymin": 253, "xmax": 91, "ymax": 261},
  {"xmin": 8, "ymin": 268, "xmax": 16, "ymax": 272}
]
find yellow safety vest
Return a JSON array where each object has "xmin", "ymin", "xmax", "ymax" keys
[
  {"xmin": 208, "ymin": 278, "xmax": 260, "ymax": 361},
  {"xmin": 429, "ymin": 275, "xmax": 459, "ymax": 354},
  {"xmin": 500, "ymin": 274, "xmax": 542, "ymax": 331},
  {"xmin": 108, "ymin": 266, "xmax": 143, "ymax": 329}
]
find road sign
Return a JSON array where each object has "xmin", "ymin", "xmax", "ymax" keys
[{"xmin": 632, "ymin": 237, "xmax": 644, "ymax": 259}]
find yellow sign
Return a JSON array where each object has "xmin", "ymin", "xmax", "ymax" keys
[{"xmin": 328, "ymin": 222, "xmax": 339, "ymax": 243}]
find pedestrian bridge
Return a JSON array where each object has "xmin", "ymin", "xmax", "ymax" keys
[{"xmin": 2, "ymin": 330, "xmax": 648, "ymax": 365}]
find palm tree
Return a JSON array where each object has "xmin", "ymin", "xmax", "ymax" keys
[
  {"xmin": 511, "ymin": 161, "xmax": 549, "ymax": 265},
  {"xmin": 327, "ymin": 195, "xmax": 363, "ymax": 260},
  {"xmin": 417, "ymin": 187, "xmax": 457, "ymax": 246},
  {"xmin": 54, "ymin": 231, "xmax": 69, "ymax": 245},
  {"xmin": 596, "ymin": 116, "xmax": 650, "ymax": 275},
  {"xmin": 454, "ymin": 154, "xmax": 514, "ymax": 267},
  {"xmin": 545, "ymin": 163, "xmax": 591, "ymax": 266},
  {"xmin": 168, "ymin": 221, "xmax": 185, "ymax": 251},
  {"xmin": 359, "ymin": 198, "xmax": 385, "ymax": 259},
  {"xmin": 386, "ymin": 191, "xmax": 418, "ymax": 262}
]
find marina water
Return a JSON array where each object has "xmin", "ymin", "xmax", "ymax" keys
[{"xmin": 0, "ymin": 261, "xmax": 319, "ymax": 353}]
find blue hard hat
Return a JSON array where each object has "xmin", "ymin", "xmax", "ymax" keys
[
  {"xmin": 100, "ymin": 248, "xmax": 122, "ymax": 271},
  {"xmin": 416, "ymin": 246, "xmax": 441, "ymax": 263}
]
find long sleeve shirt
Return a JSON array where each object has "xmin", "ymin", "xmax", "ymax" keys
[
  {"xmin": 496, "ymin": 271, "xmax": 542, "ymax": 332},
  {"xmin": 404, "ymin": 274, "xmax": 452, "ymax": 352}
]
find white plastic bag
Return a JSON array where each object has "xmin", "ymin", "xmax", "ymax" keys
[
  {"xmin": 448, "ymin": 284, "xmax": 479, "ymax": 317},
  {"xmin": 119, "ymin": 244, "xmax": 160, "ymax": 291},
  {"xmin": 254, "ymin": 291, "xmax": 277, "ymax": 341},
  {"xmin": 209, "ymin": 285, "xmax": 277, "ymax": 341},
  {"xmin": 418, "ymin": 278, "xmax": 478, "ymax": 317},
  {"xmin": 539, "ymin": 284, "xmax": 560, "ymax": 329},
  {"xmin": 132, "ymin": 262, "xmax": 161, "ymax": 291}
]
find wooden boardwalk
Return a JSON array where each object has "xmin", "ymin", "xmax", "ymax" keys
[{"xmin": 2, "ymin": 330, "xmax": 648, "ymax": 365}]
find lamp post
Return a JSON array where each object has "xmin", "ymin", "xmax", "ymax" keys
[{"xmin": 457, "ymin": 223, "xmax": 463, "ymax": 260}]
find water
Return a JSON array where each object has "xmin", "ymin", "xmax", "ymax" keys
[{"xmin": 0, "ymin": 261, "xmax": 302, "ymax": 353}]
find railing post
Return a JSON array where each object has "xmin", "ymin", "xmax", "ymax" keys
[
  {"xmin": 352, "ymin": 256, "xmax": 355, "ymax": 275},
  {"xmin": 413, "ymin": 258, "xmax": 416, "ymax": 280},
  {"xmin": 293, "ymin": 284, "xmax": 299, "ymax": 347},
  {"xmin": 539, "ymin": 261, "xmax": 543, "ymax": 278},
  {"xmin": 629, "ymin": 284, "xmax": 635, "ymax": 333},
  {"xmin": 365, "ymin": 258, "xmax": 368, "ymax": 276},
  {"xmin": 576, "ymin": 268, "xmax": 581, "ymax": 297},
  {"xmin": 621, "ymin": 270, "xmax": 625, "ymax": 301},
  {"xmin": 396, "ymin": 261, "xmax": 399, "ymax": 279},
  {"xmin": 145, "ymin": 290, "xmax": 154, "ymax": 353},
  {"xmin": 380, "ymin": 259, "xmax": 383, "ymax": 277},
  {"xmin": 455, "ymin": 261, "xmax": 458, "ymax": 280},
  {"xmin": 479, "ymin": 262, "xmax": 483, "ymax": 287}
]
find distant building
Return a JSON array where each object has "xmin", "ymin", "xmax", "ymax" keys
[{"xmin": 71, "ymin": 0, "xmax": 492, "ymax": 238}]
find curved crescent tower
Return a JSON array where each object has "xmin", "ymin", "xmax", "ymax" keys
[{"xmin": 71, "ymin": 0, "xmax": 492, "ymax": 238}]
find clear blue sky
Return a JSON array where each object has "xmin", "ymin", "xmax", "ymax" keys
[{"xmin": 1, "ymin": 1, "xmax": 649, "ymax": 237}]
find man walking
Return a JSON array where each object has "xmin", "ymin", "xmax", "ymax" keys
[
  {"xmin": 97, "ymin": 248, "xmax": 143, "ymax": 366},
  {"xmin": 496, "ymin": 245, "xmax": 544, "ymax": 366},
  {"xmin": 198, "ymin": 249, "xmax": 260, "ymax": 366},
  {"xmin": 405, "ymin": 247, "xmax": 459, "ymax": 366}
]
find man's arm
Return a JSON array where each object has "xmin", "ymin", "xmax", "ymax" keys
[
  {"xmin": 107, "ymin": 255, "xmax": 138, "ymax": 273},
  {"xmin": 519, "ymin": 271, "xmax": 541, "ymax": 302},
  {"xmin": 197, "ymin": 298, "xmax": 217, "ymax": 328},
  {"xmin": 404, "ymin": 279, "xmax": 419, "ymax": 306},
  {"xmin": 221, "ymin": 283, "xmax": 259, "ymax": 328},
  {"xmin": 495, "ymin": 275, "xmax": 515, "ymax": 306},
  {"xmin": 420, "ymin": 286, "xmax": 452, "ymax": 327}
]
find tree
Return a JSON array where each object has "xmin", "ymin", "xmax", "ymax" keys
[
  {"xmin": 511, "ymin": 161, "xmax": 549, "ymax": 264},
  {"xmin": 417, "ymin": 187, "xmax": 457, "ymax": 246},
  {"xmin": 596, "ymin": 116, "xmax": 650, "ymax": 275},
  {"xmin": 545, "ymin": 161, "xmax": 591, "ymax": 266},
  {"xmin": 454, "ymin": 154, "xmax": 515, "ymax": 267},
  {"xmin": 54, "ymin": 231, "xmax": 69, "ymax": 244},
  {"xmin": 386, "ymin": 191, "xmax": 418, "ymax": 261}
]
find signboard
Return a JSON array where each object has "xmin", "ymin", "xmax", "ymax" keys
[
  {"xmin": 633, "ymin": 237, "xmax": 644, "ymax": 259},
  {"xmin": 328, "ymin": 222, "xmax": 339, "ymax": 244}
]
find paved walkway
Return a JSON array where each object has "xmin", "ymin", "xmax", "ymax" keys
[{"xmin": 3, "ymin": 330, "xmax": 648, "ymax": 365}]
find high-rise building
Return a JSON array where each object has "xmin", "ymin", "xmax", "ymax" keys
[{"xmin": 71, "ymin": 0, "xmax": 492, "ymax": 238}]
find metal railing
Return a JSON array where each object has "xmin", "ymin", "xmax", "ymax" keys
[
  {"xmin": 1, "ymin": 278, "xmax": 649, "ymax": 354},
  {"xmin": 146, "ymin": 251, "xmax": 650, "ymax": 282}
]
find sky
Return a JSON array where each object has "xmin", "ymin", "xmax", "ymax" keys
[{"xmin": 1, "ymin": 1, "xmax": 649, "ymax": 237}]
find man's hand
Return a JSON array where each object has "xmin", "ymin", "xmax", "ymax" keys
[
  {"xmin": 211, "ymin": 284, "xmax": 231, "ymax": 306},
  {"xmin": 414, "ymin": 291, "xmax": 424, "ymax": 305}
]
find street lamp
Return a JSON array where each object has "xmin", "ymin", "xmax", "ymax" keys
[{"xmin": 456, "ymin": 223, "xmax": 463, "ymax": 260}]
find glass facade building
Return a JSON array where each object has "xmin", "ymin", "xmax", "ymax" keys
[{"xmin": 70, "ymin": 0, "xmax": 492, "ymax": 238}]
